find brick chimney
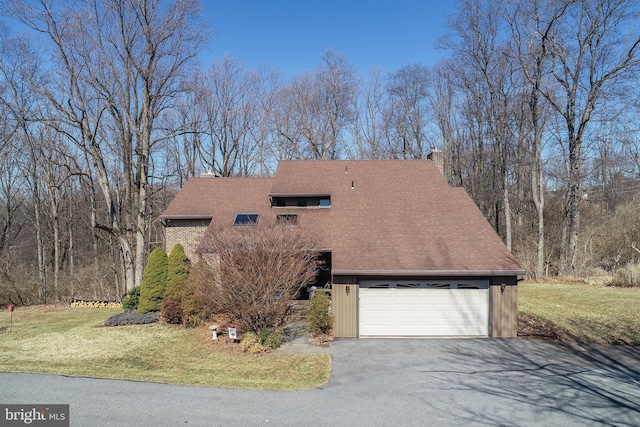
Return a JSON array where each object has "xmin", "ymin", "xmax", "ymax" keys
[{"xmin": 427, "ymin": 149, "xmax": 444, "ymax": 176}]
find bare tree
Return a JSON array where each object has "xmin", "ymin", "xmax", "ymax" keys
[
  {"xmin": 351, "ymin": 67, "xmax": 387, "ymax": 159},
  {"xmin": 270, "ymin": 81, "xmax": 306, "ymax": 160},
  {"xmin": 428, "ymin": 60, "xmax": 459, "ymax": 181},
  {"xmin": 534, "ymin": 0, "xmax": 640, "ymax": 273},
  {"xmin": 162, "ymin": 82, "xmax": 207, "ymax": 186},
  {"xmin": 0, "ymin": 29, "xmax": 27, "ymax": 257},
  {"xmin": 444, "ymin": 0, "xmax": 517, "ymax": 248},
  {"xmin": 252, "ymin": 66, "xmax": 282, "ymax": 175},
  {"xmin": 193, "ymin": 223, "xmax": 321, "ymax": 333},
  {"xmin": 4, "ymin": 0, "xmax": 206, "ymax": 290},
  {"xmin": 385, "ymin": 63, "xmax": 431, "ymax": 160},
  {"xmin": 0, "ymin": 150, "xmax": 22, "ymax": 256},
  {"xmin": 198, "ymin": 56, "xmax": 260, "ymax": 177},
  {"xmin": 507, "ymin": 0, "xmax": 571, "ymax": 277},
  {"xmin": 0, "ymin": 25, "xmax": 50, "ymax": 301},
  {"xmin": 278, "ymin": 50, "xmax": 357, "ymax": 160}
]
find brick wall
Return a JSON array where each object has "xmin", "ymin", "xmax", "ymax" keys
[
  {"xmin": 427, "ymin": 150, "xmax": 445, "ymax": 176},
  {"xmin": 164, "ymin": 219, "xmax": 211, "ymax": 260}
]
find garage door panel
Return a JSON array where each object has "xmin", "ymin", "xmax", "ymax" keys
[{"xmin": 359, "ymin": 287, "xmax": 489, "ymax": 337}]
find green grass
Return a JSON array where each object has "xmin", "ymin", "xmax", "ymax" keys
[
  {"xmin": 518, "ymin": 281, "xmax": 640, "ymax": 345},
  {"xmin": 0, "ymin": 306, "xmax": 331, "ymax": 390}
]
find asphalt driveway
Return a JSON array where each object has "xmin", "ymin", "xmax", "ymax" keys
[{"xmin": 1, "ymin": 339, "xmax": 639, "ymax": 426}]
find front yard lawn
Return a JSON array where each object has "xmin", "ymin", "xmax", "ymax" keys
[
  {"xmin": 518, "ymin": 281, "xmax": 640, "ymax": 345},
  {"xmin": 2, "ymin": 281, "xmax": 635, "ymax": 389},
  {"xmin": 0, "ymin": 305, "xmax": 331, "ymax": 390}
]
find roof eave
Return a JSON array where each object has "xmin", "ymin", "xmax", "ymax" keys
[
  {"xmin": 269, "ymin": 193, "xmax": 331, "ymax": 198},
  {"xmin": 159, "ymin": 214, "xmax": 213, "ymax": 220},
  {"xmin": 331, "ymin": 269, "xmax": 527, "ymax": 277}
]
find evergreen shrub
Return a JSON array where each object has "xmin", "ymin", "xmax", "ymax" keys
[
  {"xmin": 122, "ymin": 286, "xmax": 140, "ymax": 311},
  {"xmin": 138, "ymin": 248, "xmax": 168, "ymax": 313},
  {"xmin": 306, "ymin": 292, "xmax": 333, "ymax": 334},
  {"xmin": 259, "ymin": 328, "xmax": 281, "ymax": 349},
  {"xmin": 167, "ymin": 244, "xmax": 189, "ymax": 287}
]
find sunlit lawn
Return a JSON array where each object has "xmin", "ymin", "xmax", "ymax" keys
[
  {"xmin": 5, "ymin": 281, "xmax": 633, "ymax": 389},
  {"xmin": 0, "ymin": 305, "xmax": 331, "ymax": 390},
  {"xmin": 518, "ymin": 281, "xmax": 640, "ymax": 345}
]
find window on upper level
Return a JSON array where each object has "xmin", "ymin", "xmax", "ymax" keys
[
  {"xmin": 271, "ymin": 196, "xmax": 331, "ymax": 208},
  {"xmin": 276, "ymin": 213, "xmax": 298, "ymax": 226},
  {"xmin": 234, "ymin": 213, "xmax": 259, "ymax": 225}
]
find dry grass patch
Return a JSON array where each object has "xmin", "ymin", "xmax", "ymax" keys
[
  {"xmin": 0, "ymin": 305, "xmax": 331, "ymax": 390},
  {"xmin": 518, "ymin": 281, "xmax": 640, "ymax": 345}
]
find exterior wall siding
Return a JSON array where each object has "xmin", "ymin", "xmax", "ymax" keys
[
  {"xmin": 332, "ymin": 278, "xmax": 358, "ymax": 338},
  {"xmin": 490, "ymin": 284, "xmax": 518, "ymax": 338},
  {"xmin": 330, "ymin": 275, "xmax": 518, "ymax": 339},
  {"xmin": 164, "ymin": 219, "xmax": 211, "ymax": 260}
]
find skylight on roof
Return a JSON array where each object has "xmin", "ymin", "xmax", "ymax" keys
[{"xmin": 234, "ymin": 213, "xmax": 259, "ymax": 225}]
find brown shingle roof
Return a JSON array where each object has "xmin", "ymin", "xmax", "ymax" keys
[
  {"xmin": 162, "ymin": 161, "xmax": 525, "ymax": 276},
  {"xmin": 161, "ymin": 176, "xmax": 274, "ymax": 225}
]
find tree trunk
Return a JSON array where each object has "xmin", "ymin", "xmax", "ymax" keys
[
  {"xmin": 531, "ymin": 118, "xmax": 545, "ymax": 279},
  {"xmin": 52, "ymin": 203, "xmax": 60, "ymax": 296},
  {"xmin": 503, "ymin": 170, "xmax": 512, "ymax": 252},
  {"xmin": 119, "ymin": 235, "xmax": 136, "ymax": 292},
  {"xmin": 33, "ymin": 179, "xmax": 46, "ymax": 304},
  {"xmin": 563, "ymin": 138, "xmax": 582, "ymax": 273},
  {"xmin": 44, "ymin": 179, "xmax": 61, "ymax": 296}
]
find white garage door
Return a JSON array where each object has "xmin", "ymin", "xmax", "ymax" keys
[{"xmin": 359, "ymin": 280, "xmax": 489, "ymax": 337}]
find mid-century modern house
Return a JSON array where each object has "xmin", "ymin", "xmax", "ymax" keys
[{"xmin": 160, "ymin": 155, "xmax": 525, "ymax": 338}]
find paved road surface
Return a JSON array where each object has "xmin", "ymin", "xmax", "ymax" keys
[{"xmin": 1, "ymin": 339, "xmax": 639, "ymax": 426}]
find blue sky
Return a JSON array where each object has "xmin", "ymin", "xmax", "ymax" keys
[{"xmin": 201, "ymin": 1, "xmax": 458, "ymax": 77}]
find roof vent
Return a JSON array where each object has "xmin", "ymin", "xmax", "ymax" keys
[
  {"xmin": 351, "ymin": 180, "xmax": 354, "ymax": 189},
  {"xmin": 345, "ymin": 165, "xmax": 348, "ymax": 173}
]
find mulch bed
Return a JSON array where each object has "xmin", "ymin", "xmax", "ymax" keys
[{"xmin": 517, "ymin": 312, "xmax": 574, "ymax": 343}]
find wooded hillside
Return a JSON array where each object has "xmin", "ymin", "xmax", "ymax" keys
[{"xmin": 0, "ymin": 0, "xmax": 638, "ymax": 304}]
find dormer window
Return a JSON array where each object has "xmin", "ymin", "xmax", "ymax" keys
[
  {"xmin": 234, "ymin": 213, "xmax": 259, "ymax": 225},
  {"xmin": 273, "ymin": 198, "xmax": 287, "ymax": 207},
  {"xmin": 271, "ymin": 196, "xmax": 331, "ymax": 208}
]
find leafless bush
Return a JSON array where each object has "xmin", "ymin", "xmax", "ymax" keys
[
  {"xmin": 0, "ymin": 254, "xmax": 40, "ymax": 306},
  {"xmin": 0, "ymin": 260, "xmax": 122, "ymax": 306},
  {"xmin": 192, "ymin": 223, "xmax": 321, "ymax": 333},
  {"xmin": 590, "ymin": 196, "xmax": 640, "ymax": 271},
  {"xmin": 609, "ymin": 263, "xmax": 640, "ymax": 288},
  {"xmin": 60, "ymin": 265, "xmax": 121, "ymax": 303}
]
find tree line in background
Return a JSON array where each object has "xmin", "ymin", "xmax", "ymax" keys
[{"xmin": 0, "ymin": 0, "xmax": 639, "ymax": 305}]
